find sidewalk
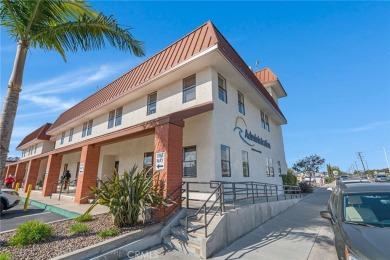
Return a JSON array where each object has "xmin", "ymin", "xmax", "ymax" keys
[
  {"xmin": 128, "ymin": 187, "xmax": 337, "ymax": 259},
  {"xmin": 18, "ymin": 189, "xmax": 109, "ymax": 216},
  {"xmin": 211, "ymin": 187, "xmax": 337, "ymax": 260}
]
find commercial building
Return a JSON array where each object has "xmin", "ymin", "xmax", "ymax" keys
[{"xmin": 3, "ymin": 21, "xmax": 288, "ymax": 204}]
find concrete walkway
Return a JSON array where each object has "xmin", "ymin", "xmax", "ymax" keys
[
  {"xmin": 128, "ymin": 187, "xmax": 337, "ymax": 259},
  {"xmin": 18, "ymin": 189, "xmax": 109, "ymax": 216}
]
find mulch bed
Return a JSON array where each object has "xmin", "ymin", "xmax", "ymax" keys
[{"xmin": 0, "ymin": 213, "xmax": 149, "ymax": 260}]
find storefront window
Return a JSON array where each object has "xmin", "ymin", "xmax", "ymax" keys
[
  {"xmin": 183, "ymin": 146, "xmax": 197, "ymax": 177},
  {"xmin": 221, "ymin": 145, "xmax": 231, "ymax": 177}
]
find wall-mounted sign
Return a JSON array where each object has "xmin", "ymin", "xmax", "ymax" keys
[
  {"xmin": 79, "ymin": 162, "xmax": 85, "ymax": 175},
  {"xmin": 234, "ymin": 116, "xmax": 271, "ymax": 149},
  {"xmin": 155, "ymin": 152, "xmax": 165, "ymax": 170}
]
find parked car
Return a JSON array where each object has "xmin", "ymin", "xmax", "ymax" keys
[
  {"xmin": 0, "ymin": 188, "xmax": 20, "ymax": 214},
  {"xmin": 375, "ymin": 173, "xmax": 389, "ymax": 183},
  {"xmin": 321, "ymin": 183, "xmax": 390, "ymax": 259}
]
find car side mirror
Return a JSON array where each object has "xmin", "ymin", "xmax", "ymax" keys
[
  {"xmin": 320, "ymin": 211, "xmax": 333, "ymax": 220},
  {"xmin": 326, "ymin": 187, "xmax": 333, "ymax": 191}
]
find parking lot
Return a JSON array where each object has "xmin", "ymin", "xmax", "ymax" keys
[{"xmin": 0, "ymin": 204, "xmax": 67, "ymax": 232}]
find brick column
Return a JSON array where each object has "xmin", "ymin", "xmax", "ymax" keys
[
  {"xmin": 14, "ymin": 162, "xmax": 27, "ymax": 187},
  {"xmin": 74, "ymin": 145, "xmax": 100, "ymax": 204},
  {"xmin": 153, "ymin": 122, "xmax": 183, "ymax": 219},
  {"xmin": 24, "ymin": 159, "xmax": 41, "ymax": 192},
  {"xmin": 42, "ymin": 154, "xmax": 63, "ymax": 196}
]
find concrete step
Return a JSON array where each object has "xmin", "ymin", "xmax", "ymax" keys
[
  {"xmin": 163, "ymin": 235, "xmax": 201, "ymax": 256},
  {"xmin": 170, "ymin": 226, "xmax": 204, "ymax": 242},
  {"xmin": 50, "ymin": 193, "xmax": 75, "ymax": 202}
]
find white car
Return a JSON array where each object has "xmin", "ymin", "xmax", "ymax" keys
[{"xmin": 0, "ymin": 188, "xmax": 20, "ymax": 214}]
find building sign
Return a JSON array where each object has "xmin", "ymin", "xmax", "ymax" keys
[
  {"xmin": 155, "ymin": 152, "xmax": 165, "ymax": 170},
  {"xmin": 79, "ymin": 162, "xmax": 85, "ymax": 175},
  {"xmin": 234, "ymin": 116, "xmax": 271, "ymax": 149}
]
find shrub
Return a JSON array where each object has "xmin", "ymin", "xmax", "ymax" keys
[
  {"xmin": 299, "ymin": 181, "xmax": 313, "ymax": 193},
  {"xmin": 69, "ymin": 223, "xmax": 89, "ymax": 234},
  {"xmin": 85, "ymin": 165, "xmax": 168, "ymax": 227},
  {"xmin": 0, "ymin": 253, "xmax": 12, "ymax": 260},
  {"xmin": 282, "ymin": 174, "xmax": 297, "ymax": 186},
  {"xmin": 8, "ymin": 220, "xmax": 52, "ymax": 246},
  {"xmin": 75, "ymin": 213, "xmax": 92, "ymax": 222},
  {"xmin": 98, "ymin": 228, "xmax": 120, "ymax": 238}
]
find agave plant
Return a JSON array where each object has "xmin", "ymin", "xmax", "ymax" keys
[{"xmin": 85, "ymin": 165, "xmax": 169, "ymax": 227}]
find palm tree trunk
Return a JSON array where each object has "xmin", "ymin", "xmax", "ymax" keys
[{"xmin": 0, "ymin": 42, "xmax": 28, "ymax": 188}]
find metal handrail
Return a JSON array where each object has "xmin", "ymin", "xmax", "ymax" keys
[
  {"xmin": 49, "ymin": 181, "xmax": 63, "ymax": 199},
  {"xmin": 186, "ymin": 182, "xmax": 223, "ymax": 237}
]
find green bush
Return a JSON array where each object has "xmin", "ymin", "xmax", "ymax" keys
[
  {"xmin": 98, "ymin": 228, "xmax": 120, "ymax": 238},
  {"xmin": 299, "ymin": 182, "xmax": 313, "ymax": 193},
  {"xmin": 85, "ymin": 165, "xmax": 168, "ymax": 227},
  {"xmin": 74, "ymin": 213, "xmax": 92, "ymax": 222},
  {"xmin": 69, "ymin": 223, "xmax": 89, "ymax": 234},
  {"xmin": 0, "ymin": 253, "xmax": 12, "ymax": 260},
  {"xmin": 282, "ymin": 174, "xmax": 297, "ymax": 186},
  {"xmin": 8, "ymin": 220, "xmax": 52, "ymax": 246}
]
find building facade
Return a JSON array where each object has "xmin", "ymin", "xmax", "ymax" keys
[{"xmin": 3, "ymin": 21, "xmax": 288, "ymax": 204}]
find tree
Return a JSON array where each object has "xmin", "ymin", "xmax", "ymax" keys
[
  {"xmin": 292, "ymin": 154, "xmax": 325, "ymax": 185},
  {"xmin": 0, "ymin": 0, "xmax": 145, "ymax": 185}
]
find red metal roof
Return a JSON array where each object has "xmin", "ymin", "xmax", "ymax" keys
[
  {"xmin": 49, "ymin": 21, "xmax": 285, "ymax": 133},
  {"xmin": 254, "ymin": 68, "xmax": 278, "ymax": 84},
  {"xmin": 16, "ymin": 123, "xmax": 52, "ymax": 149}
]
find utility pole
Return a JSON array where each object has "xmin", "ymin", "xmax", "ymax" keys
[
  {"xmin": 357, "ymin": 152, "xmax": 367, "ymax": 175},
  {"xmin": 383, "ymin": 146, "xmax": 390, "ymax": 174}
]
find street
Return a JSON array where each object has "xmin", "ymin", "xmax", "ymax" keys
[{"xmin": 0, "ymin": 203, "xmax": 67, "ymax": 232}]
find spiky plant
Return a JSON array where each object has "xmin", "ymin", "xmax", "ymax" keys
[{"xmin": 85, "ymin": 165, "xmax": 169, "ymax": 227}]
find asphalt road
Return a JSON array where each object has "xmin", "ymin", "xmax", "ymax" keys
[{"xmin": 0, "ymin": 203, "xmax": 67, "ymax": 232}]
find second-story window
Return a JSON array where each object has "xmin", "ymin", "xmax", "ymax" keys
[
  {"xmin": 34, "ymin": 144, "xmax": 37, "ymax": 154},
  {"xmin": 115, "ymin": 107, "xmax": 123, "ymax": 126},
  {"xmin": 108, "ymin": 110, "xmax": 115, "ymax": 129},
  {"xmin": 60, "ymin": 132, "xmax": 65, "ymax": 145},
  {"xmin": 261, "ymin": 111, "xmax": 270, "ymax": 132},
  {"xmin": 147, "ymin": 92, "xmax": 157, "ymax": 115},
  {"xmin": 82, "ymin": 122, "xmax": 88, "ymax": 137},
  {"xmin": 87, "ymin": 120, "xmax": 93, "ymax": 136},
  {"xmin": 218, "ymin": 74, "xmax": 227, "ymax": 103},
  {"xmin": 69, "ymin": 128, "xmax": 74, "ymax": 142},
  {"xmin": 183, "ymin": 74, "xmax": 196, "ymax": 103},
  {"xmin": 238, "ymin": 91, "xmax": 245, "ymax": 115}
]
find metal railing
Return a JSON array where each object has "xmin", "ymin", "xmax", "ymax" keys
[
  {"xmin": 185, "ymin": 182, "xmax": 223, "ymax": 237},
  {"xmin": 49, "ymin": 181, "xmax": 64, "ymax": 200}
]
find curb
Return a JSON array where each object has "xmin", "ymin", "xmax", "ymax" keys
[{"xmin": 20, "ymin": 197, "xmax": 81, "ymax": 218}]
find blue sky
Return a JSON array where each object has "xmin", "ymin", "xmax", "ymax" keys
[{"xmin": 1, "ymin": 1, "xmax": 389, "ymax": 172}]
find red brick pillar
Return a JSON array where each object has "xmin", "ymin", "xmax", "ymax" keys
[
  {"xmin": 42, "ymin": 154, "xmax": 63, "ymax": 196},
  {"xmin": 153, "ymin": 122, "xmax": 183, "ymax": 218},
  {"xmin": 24, "ymin": 159, "xmax": 41, "ymax": 192},
  {"xmin": 74, "ymin": 145, "xmax": 100, "ymax": 204},
  {"xmin": 14, "ymin": 162, "xmax": 27, "ymax": 187}
]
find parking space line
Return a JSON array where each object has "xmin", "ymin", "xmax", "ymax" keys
[{"xmin": 10, "ymin": 211, "xmax": 51, "ymax": 220}]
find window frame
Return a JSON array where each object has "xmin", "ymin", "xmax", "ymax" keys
[
  {"xmin": 238, "ymin": 91, "xmax": 245, "ymax": 115},
  {"xmin": 115, "ymin": 107, "xmax": 123, "ymax": 126},
  {"xmin": 183, "ymin": 146, "xmax": 197, "ymax": 178},
  {"xmin": 60, "ymin": 132, "xmax": 65, "ymax": 145},
  {"xmin": 87, "ymin": 120, "xmax": 93, "ymax": 136},
  {"xmin": 183, "ymin": 74, "xmax": 196, "ymax": 103},
  {"xmin": 242, "ymin": 150, "xmax": 249, "ymax": 177},
  {"xmin": 221, "ymin": 145, "xmax": 231, "ymax": 177},
  {"xmin": 69, "ymin": 128, "xmax": 74, "ymax": 142},
  {"xmin": 218, "ymin": 74, "xmax": 227, "ymax": 103},
  {"xmin": 82, "ymin": 122, "xmax": 88, "ymax": 137},
  {"xmin": 147, "ymin": 92, "xmax": 157, "ymax": 115},
  {"xmin": 108, "ymin": 110, "xmax": 115, "ymax": 129}
]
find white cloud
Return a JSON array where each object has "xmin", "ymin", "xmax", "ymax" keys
[
  {"xmin": 9, "ymin": 126, "xmax": 36, "ymax": 138},
  {"xmin": 21, "ymin": 95, "xmax": 77, "ymax": 111},
  {"xmin": 347, "ymin": 121, "xmax": 390, "ymax": 133}
]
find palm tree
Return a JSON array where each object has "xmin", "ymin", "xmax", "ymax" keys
[{"xmin": 0, "ymin": 0, "xmax": 145, "ymax": 183}]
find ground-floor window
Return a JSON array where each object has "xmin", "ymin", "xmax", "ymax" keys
[
  {"xmin": 144, "ymin": 152, "xmax": 154, "ymax": 176},
  {"xmin": 266, "ymin": 157, "xmax": 274, "ymax": 177},
  {"xmin": 242, "ymin": 151, "xmax": 249, "ymax": 177},
  {"xmin": 183, "ymin": 146, "xmax": 197, "ymax": 178},
  {"xmin": 221, "ymin": 145, "xmax": 231, "ymax": 177}
]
